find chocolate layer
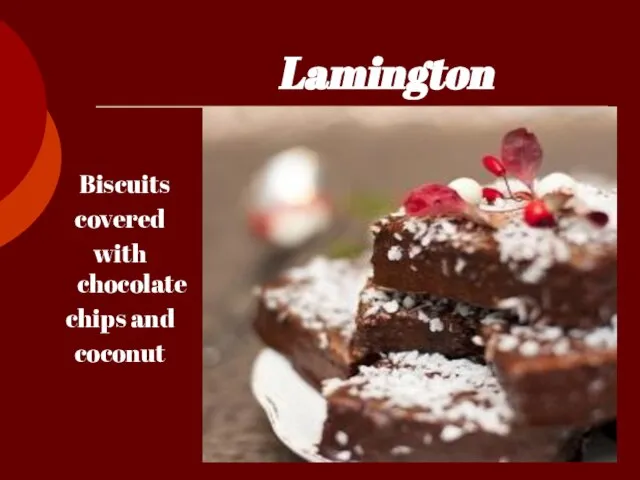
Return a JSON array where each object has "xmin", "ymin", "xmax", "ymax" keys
[
  {"xmin": 482, "ymin": 315, "xmax": 617, "ymax": 427},
  {"xmin": 253, "ymin": 257, "xmax": 370, "ymax": 389},
  {"xmin": 371, "ymin": 185, "xmax": 617, "ymax": 329},
  {"xmin": 319, "ymin": 351, "xmax": 583, "ymax": 462},
  {"xmin": 353, "ymin": 279, "xmax": 514, "ymax": 361}
]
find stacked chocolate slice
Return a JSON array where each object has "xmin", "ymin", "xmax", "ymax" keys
[{"xmin": 253, "ymin": 131, "xmax": 617, "ymax": 462}]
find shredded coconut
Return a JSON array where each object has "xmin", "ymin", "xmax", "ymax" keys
[
  {"xmin": 497, "ymin": 335, "xmax": 519, "ymax": 352},
  {"xmin": 376, "ymin": 182, "xmax": 616, "ymax": 286},
  {"xmin": 551, "ymin": 338, "xmax": 571, "ymax": 356},
  {"xmin": 390, "ymin": 445, "xmax": 413, "ymax": 455},
  {"xmin": 261, "ymin": 257, "xmax": 370, "ymax": 341},
  {"xmin": 497, "ymin": 297, "xmax": 538, "ymax": 322},
  {"xmin": 494, "ymin": 218, "xmax": 572, "ymax": 284},
  {"xmin": 391, "ymin": 207, "xmax": 406, "ymax": 217},
  {"xmin": 493, "ymin": 183, "xmax": 617, "ymax": 284},
  {"xmin": 441, "ymin": 259, "xmax": 450, "ymax": 276},
  {"xmin": 359, "ymin": 283, "xmax": 508, "ymax": 329},
  {"xmin": 334, "ymin": 450, "xmax": 352, "ymax": 461},
  {"xmin": 317, "ymin": 332, "xmax": 329, "ymax": 349},
  {"xmin": 488, "ymin": 314, "xmax": 617, "ymax": 357},
  {"xmin": 324, "ymin": 351, "xmax": 514, "ymax": 438},
  {"xmin": 455, "ymin": 258, "xmax": 466, "ymax": 274},
  {"xmin": 382, "ymin": 300, "xmax": 400, "ymax": 314},
  {"xmin": 401, "ymin": 217, "xmax": 460, "ymax": 248},
  {"xmin": 518, "ymin": 340, "xmax": 540, "ymax": 357},
  {"xmin": 429, "ymin": 318, "xmax": 444, "ymax": 332},
  {"xmin": 402, "ymin": 296, "xmax": 416, "ymax": 309},
  {"xmin": 387, "ymin": 246, "xmax": 403, "ymax": 261},
  {"xmin": 440, "ymin": 425, "xmax": 464, "ymax": 442},
  {"xmin": 335, "ymin": 431, "xmax": 349, "ymax": 446}
]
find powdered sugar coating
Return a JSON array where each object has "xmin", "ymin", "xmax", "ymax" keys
[
  {"xmin": 260, "ymin": 257, "xmax": 371, "ymax": 342},
  {"xmin": 323, "ymin": 351, "xmax": 514, "ymax": 437}
]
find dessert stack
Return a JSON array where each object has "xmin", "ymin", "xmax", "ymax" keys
[{"xmin": 253, "ymin": 128, "xmax": 617, "ymax": 462}]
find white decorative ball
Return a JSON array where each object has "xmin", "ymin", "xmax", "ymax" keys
[
  {"xmin": 448, "ymin": 177, "xmax": 483, "ymax": 204},
  {"xmin": 267, "ymin": 200, "xmax": 331, "ymax": 248},
  {"xmin": 535, "ymin": 172, "xmax": 576, "ymax": 197}
]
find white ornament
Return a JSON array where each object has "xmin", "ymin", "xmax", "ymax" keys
[
  {"xmin": 249, "ymin": 147, "xmax": 321, "ymax": 210},
  {"xmin": 266, "ymin": 200, "xmax": 331, "ymax": 248},
  {"xmin": 448, "ymin": 177, "xmax": 483, "ymax": 204},
  {"xmin": 535, "ymin": 172, "xmax": 576, "ymax": 197}
]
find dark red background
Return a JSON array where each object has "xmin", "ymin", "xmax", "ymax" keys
[{"xmin": 0, "ymin": 1, "xmax": 627, "ymax": 475}]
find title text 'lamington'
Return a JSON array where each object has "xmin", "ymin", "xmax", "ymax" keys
[{"xmin": 279, "ymin": 56, "xmax": 495, "ymax": 101}]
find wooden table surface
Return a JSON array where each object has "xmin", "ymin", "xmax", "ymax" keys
[{"xmin": 201, "ymin": 116, "xmax": 617, "ymax": 462}]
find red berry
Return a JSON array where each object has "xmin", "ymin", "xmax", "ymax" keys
[
  {"xmin": 586, "ymin": 211, "xmax": 609, "ymax": 227},
  {"xmin": 482, "ymin": 155, "xmax": 506, "ymax": 177},
  {"xmin": 482, "ymin": 187, "xmax": 504, "ymax": 204},
  {"xmin": 523, "ymin": 200, "xmax": 556, "ymax": 227},
  {"xmin": 403, "ymin": 183, "xmax": 466, "ymax": 217},
  {"xmin": 500, "ymin": 128, "xmax": 543, "ymax": 187}
]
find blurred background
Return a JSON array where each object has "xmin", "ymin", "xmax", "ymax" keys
[{"xmin": 202, "ymin": 106, "xmax": 617, "ymax": 462}]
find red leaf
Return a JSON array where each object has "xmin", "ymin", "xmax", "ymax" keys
[
  {"xmin": 501, "ymin": 128, "xmax": 543, "ymax": 187},
  {"xmin": 403, "ymin": 184, "xmax": 466, "ymax": 217}
]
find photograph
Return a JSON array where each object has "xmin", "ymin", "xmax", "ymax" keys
[{"xmin": 202, "ymin": 106, "xmax": 617, "ymax": 462}]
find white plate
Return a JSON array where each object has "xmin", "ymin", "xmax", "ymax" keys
[
  {"xmin": 251, "ymin": 348, "xmax": 330, "ymax": 462},
  {"xmin": 251, "ymin": 348, "xmax": 616, "ymax": 462}
]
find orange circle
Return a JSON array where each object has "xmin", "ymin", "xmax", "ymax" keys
[{"xmin": 0, "ymin": 111, "xmax": 61, "ymax": 247}]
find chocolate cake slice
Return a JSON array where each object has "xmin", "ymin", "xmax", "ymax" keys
[
  {"xmin": 253, "ymin": 256, "xmax": 371, "ymax": 389},
  {"xmin": 353, "ymin": 279, "xmax": 514, "ymax": 361},
  {"xmin": 481, "ymin": 314, "xmax": 617, "ymax": 427},
  {"xmin": 370, "ymin": 183, "xmax": 617, "ymax": 329},
  {"xmin": 319, "ymin": 351, "xmax": 583, "ymax": 462}
]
